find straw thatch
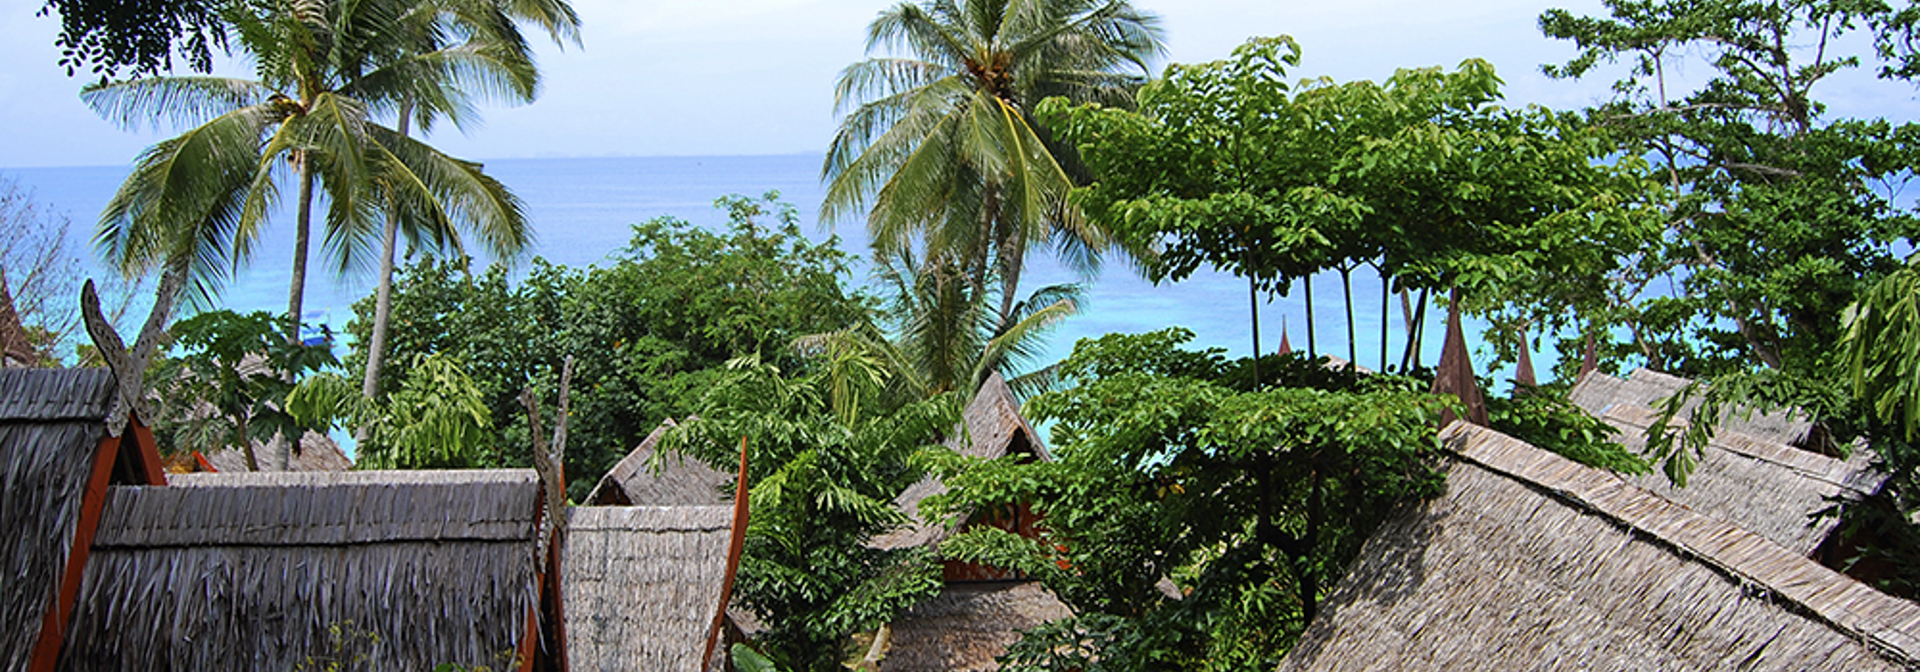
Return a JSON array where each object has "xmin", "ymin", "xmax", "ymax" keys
[
  {"xmin": 196, "ymin": 429, "xmax": 353, "ymax": 473},
  {"xmin": 586, "ymin": 418, "xmax": 732, "ymax": 506},
  {"xmin": 0, "ymin": 368, "xmax": 116, "ymax": 670},
  {"xmin": 55, "ymin": 469, "xmax": 544, "ymax": 671},
  {"xmin": 1571, "ymin": 367, "xmax": 1814, "ymax": 446},
  {"xmin": 874, "ymin": 372, "xmax": 1048, "ymax": 551},
  {"xmin": 1277, "ymin": 423, "xmax": 1920, "ymax": 672},
  {"xmin": 1570, "ymin": 369, "xmax": 1884, "ymax": 555},
  {"xmin": 883, "ymin": 581, "xmax": 1072, "ymax": 672},
  {"xmin": 563, "ymin": 505, "xmax": 734, "ymax": 671}
]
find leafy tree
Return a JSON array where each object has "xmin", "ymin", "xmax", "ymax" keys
[
  {"xmin": 1539, "ymin": 0, "xmax": 1920, "ymax": 377},
  {"xmin": 38, "ymin": 0, "xmax": 227, "ymax": 78},
  {"xmin": 290, "ymin": 352, "xmax": 497, "ymax": 468},
  {"xmin": 929, "ymin": 329, "xmax": 1449, "ymax": 670},
  {"xmin": 1042, "ymin": 36, "xmax": 1650, "ymax": 374},
  {"xmin": 345, "ymin": 193, "xmax": 874, "ymax": 496},
  {"xmin": 666, "ymin": 358, "xmax": 953, "ymax": 672},
  {"xmin": 359, "ymin": 0, "xmax": 583, "ymax": 415},
  {"xmin": 822, "ymin": 0, "xmax": 1165, "ymax": 323},
  {"xmin": 929, "ymin": 329, "xmax": 1644, "ymax": 669},
  {"xmin": 145, "ymin": 309, "xmax": 336, "ymax": 468},
  {"xmin": 84, "ymin": 0, "xmax": 530, "ymax": 339}
]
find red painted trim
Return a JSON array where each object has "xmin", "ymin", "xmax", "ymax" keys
[
  {"xmin": 193, "ymin": 451, "xmax": 216, "ymax": 473},
  {"xmin": 703, "ymin": 437, "xmax": 751, "ymax": 672},
  {"xmin": 27, "ymin": 433, "xmax": 123, "ymax": 672},
  {"xmin": 516, "ymin": 604, "xmax": 539, "ymax": 672}
]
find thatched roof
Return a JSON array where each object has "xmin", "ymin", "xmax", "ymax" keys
[
  {"xmin": 196, "ymin": 429, "xmax": 353, "ymax": 473},
  {"xmin": 563, "ymin": 505, "xmax": 733, "ymax": 671},
  {"xmin": 874, "ymin": 372, "xmax": 1048, "ymax": 551},
  {"xmin": 1277, "ymin": 423, "xmax": 1920, "ymax": 672},
  {"xmin": 55, "ymin": 469, "xmax": 545, "ymax": 670},
  {"xmin": 586, "ymin": 418, "xmax": 732, "ymax": 506},
  {"xmin": 883, "ymin": 581, "xmax": 1072, "ymax": 672},
  {"xmin": 1571, "ymin": 367, "xmax": 1814, "ymax": 445},
  {"xmin": 0, "ymin": 368, "xmax": 116, "ymax": 670},
  {"xmin": 1570, "ymin": 369, "xmax": 1884, "ymax": 555}
]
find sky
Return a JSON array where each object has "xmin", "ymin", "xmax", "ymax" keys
[{"xmin": 0, "ymin": 0, "xmax": 1641, "ymax": 168}]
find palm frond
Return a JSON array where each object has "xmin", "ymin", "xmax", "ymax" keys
[{"xmin": 81, "ymin": 77, "xmax": 275, "ymax": 132}]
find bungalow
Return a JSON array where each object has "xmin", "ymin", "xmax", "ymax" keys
[{"xmin": 1277, "ymin": 422, "xmax": 1920, "ymax": 671}]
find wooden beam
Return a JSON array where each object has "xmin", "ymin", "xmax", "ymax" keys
[{"xmin": 27, "ymin": 433, "xmax": 122, "ymax": 672}]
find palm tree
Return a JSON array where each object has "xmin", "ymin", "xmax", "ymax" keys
[
  {"xmin": 822, "ymin": 0, "xmax": 1163, "ymax": 323},
  {"xmin": 802, "ymin": 248, "xmax": 1080, "ymax": 420},
  {"xmin": 358, "ymin": 0, "xmax": 581, "ymax": 411},
  {"xmin": 84, "ymin": 0, "xmax": 531, "ymax": 343}
]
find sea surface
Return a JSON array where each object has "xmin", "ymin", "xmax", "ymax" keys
[{"xmin": 3, "ymin": 154, "xmax": 1534, "ymax": 382}]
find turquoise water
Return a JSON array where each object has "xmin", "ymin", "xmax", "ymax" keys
[{"xmin": 4, "ymin": 154, "xmax": 1535, "ymax": 381}]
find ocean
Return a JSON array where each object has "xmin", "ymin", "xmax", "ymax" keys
[{"xmin": 3, "ymin": 154, "xmax": 1529, "ymax": 382}]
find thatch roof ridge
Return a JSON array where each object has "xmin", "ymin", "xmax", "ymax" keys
[
  {"xmin": 1570, "ymin": 369, "xmax": 1885, "ymax": 555},
  {"xmin": 0, "ymin": 367, "xmax": 115, "ymax": 421},
  {"xmin": 569, "ymin": 504, "xmax": 733, "ymax": 532},
  {"xmin": 563, "ymin": 504, "xmax": 734, "ymax": 671},
  {"xmin": 107, "ymin": 469, "xmax": 541, "ymax": 547},
  {"xmin": 1573, "ymin": 368, "xmax": 1814, "ymax": 446},
  {"xmin": 57, "ymin": 468, "xmax": 545, "ymax": 670},
  {"xmin": 1277, "ymin": 423, "xmax": 1920, "ymax": 671},
  {"xmin": 1443, "ymin": 423, "xmax": 1920, "ymax": 663},
  {"xmin": 586, "ymin": 417, "xmax": 733, "ymax": 507}
]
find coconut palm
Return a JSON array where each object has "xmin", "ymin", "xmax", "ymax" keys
[
  {"xmin": 822, "ymin": 0, "xmax": 1163, "ymax": 323},
  {"xmin": 802, "ymin": 248, "xmax": 1080, "ymax": 421},
  {"xmin": 84, "ymin": 0, "xmax": 532, "ymax": 344},
  {"xmin": 358, "ymin": 0, "xmax": 581, "ymax": 410}
]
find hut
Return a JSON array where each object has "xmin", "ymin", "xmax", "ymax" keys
[
  {"xmin": 563, "ymin": 505, "xmax": 734, "ymax": 671},
  {"xmin": 1570, "ymin": 369, "xmax": 1885, "ymax": 555},
  {"xmin": 52, "ymin": 469, "xmax": 563, "ymax": 671},
  {"xmin": 585, "ymin": 418, "xmax": 730, "ymax": 506},
  {"xmin": 876, "ymin": 373, "xmax": 1073, "ymax": 672},
  {"xmin": 881, "ymin": 582, "xmax": 1073, "ymax": 672},
  {"xmin": 192, "ymin": 430, "xmax": 354, "ymax": 473},
  {"xmin": 0, "ymin": 368, "xmax": 166, "ymax": 672},
  {"xmin": 1277, "ymin": 423, "xmax": 1920, "ymax": 671},
  {"xmin": 873, "ymin": 371, "xmax": 1051, "ymax": 560}
]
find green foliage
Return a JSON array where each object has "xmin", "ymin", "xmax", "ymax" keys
[
  {"xmin": 667, "ymin": 358, "xmax": 951, "ymax": 672},
  {"xmin": 1537, "ymin": 0, "xmax": 1920, "ymax": 377},
  {"xmin": 346, "ymin": 192, "xmax": 872, "ymax": 495},
  {"xmin": 146, "ymin": 309, "xmax": 336, "ymax": 463},
  {"xmin": 1042, "ymin": 36, "xmax": 1655, "ymax": 367},
  {"xmin": 1486, "ymin": 390, "xmax": 1647, "ymax": 474},
  {"xmin": 931, "ymin": 329, "xmax": 1448, "ymax": 670},
  {"xmin": 822, "ymin": 0, "xmax": 1166, "ymax": 325},
  {"xmin": 730, "ymin": 644, "xmax": 784, "ymax": 672},
  {"xmin": 290, "ymin": 353, "xmax": 496, "ymax": 469}
]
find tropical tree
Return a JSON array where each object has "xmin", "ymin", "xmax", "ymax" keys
[
  {"xmin": 83, "ymin": 0, "xmax": 531, "ymax": 342},
  {"xmin": 358, "ymin": 0, "xmax": 581, "ymax": 426},
  {"xmin": 821, "ymin": 0, "xmax": 1164, "ymax": 323},
  {"xmin": 804, "ymin": 248, "xmax": 1080, "ymax": 411}
]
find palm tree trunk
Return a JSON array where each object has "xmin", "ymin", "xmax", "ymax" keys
[
  {"xmin": 996, "ymin": 220, "xmax": 1022, "ymax": 327},
  {"xmin": 1379, "ymin": 263, "xmax": 1390, "ymax": 371},
  {"xmin": 360, "ymin": 107, "xmax": 414, "ymax": 443},
  {"xmin": 287, "ymin": 154, "xmax": 316, "ymax": 344}
]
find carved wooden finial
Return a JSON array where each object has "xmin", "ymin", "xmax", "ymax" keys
[
  {"xmin": 522, "ymin": 356, "xmax": 575, "ymax": 561},
  {"xmin": 81, "ymin": 265, "xmax": 185, "ymax": 435}
]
